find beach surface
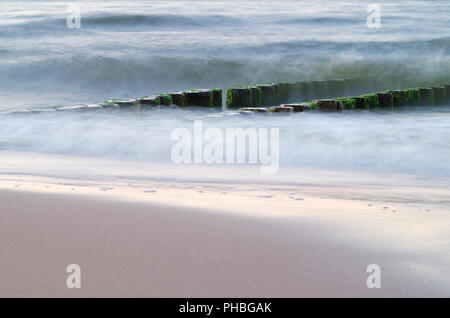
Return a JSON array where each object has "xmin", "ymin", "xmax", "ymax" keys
[{"xmin": 1, "ymin": 151, "xmax": 450, "ymax": 297}]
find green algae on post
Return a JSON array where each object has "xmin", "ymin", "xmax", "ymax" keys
[
  {"xmin": 185, "ymin": 89, "xmax": 214, "ymax": 107},
  {"xmin": 226, "ymin": 87, "xmax": 252, "ymax": 108},
  {"xmin": 211, "ymin": 88, "xmax": 223, "ymax": 107},
  {"xmin": 375, "ymin": 92, "xmax": 393, "ymax": 108},
  {"xmin": 335, "ymin": 97, "xmax": 356, "ymax": 110},
  {"xmin": 159, "ymin": 94, "xmax": 173, "ymax": 106},
  {"xmin": 353, "ymin": 96, "xmax": 370, "ymax": 109},
  {"xmin": 271, "ymin": 83, "xmax": 281, "ymax": 104},
  {"xmin": 256, "ymin": 84, "xmax": 277, "ymax": 106},
  {"xmin": 136, "ymin": 95, "xmax": 161, "ymax": 108},
  {"xmin": 169, "ymin": 92, "xmax": 186, "ymax": 107},
  {"xmin": 361, "ymin": 93, "xmax": 379, "ymax": 108},
  {"xmin": 250, "ymin": 86, "xmax": 262, "ymax": 107},
  {"xmin": 389, "ymin": 90, "xmax": 406, "ymax": 107},
  {"xmin": 313, "ymin": 99, "xmax": 343, "ymax": 111},
  {"xmin": 405, "ymin": 88, "xmax": 420, "ymax": 106},
  {"xmin": 99, "ymin": 81, "xmax": 450, "ymax": 114}
]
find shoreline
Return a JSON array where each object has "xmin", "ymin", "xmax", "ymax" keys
[{"xmin": 1, "ymin": 151, "xmax": 450, "ymax": 297}]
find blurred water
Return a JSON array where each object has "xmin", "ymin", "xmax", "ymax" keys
[
  {"xmin": 0, "ymin": 0, "xmax": 449, "ymax": 109},
  {"xmin": 1, "ymin": 106, "xmax": 450, "ymax": 175},
  {"xmin": 0, "ymin": 0, "xmax": 449, "ymax": 175}
]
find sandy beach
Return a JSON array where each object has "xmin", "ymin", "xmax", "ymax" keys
[{"xmin": 1, "ymin": 151, "xmax": 450, "ymax": 297}]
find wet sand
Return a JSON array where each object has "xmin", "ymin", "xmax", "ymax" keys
[{"xmin": 1, "ymin": 151, "xmax": 450, "ymax": 297}]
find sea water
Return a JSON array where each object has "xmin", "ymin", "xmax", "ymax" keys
[{"xmin": 0, "ymin": 0, "xmax": 449, "ymax": 176}]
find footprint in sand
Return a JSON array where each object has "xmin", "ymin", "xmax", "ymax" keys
[
  {"xmin": 259, "ymin": 194, "xmax": 273, "ymax": 198},
  {"xmin": 294, "ymin": 197, "xmax": 304, "ymax": 201},
  {"xmin": 143, "ymin": 189, "xmax": 157, "ymax": 193}
]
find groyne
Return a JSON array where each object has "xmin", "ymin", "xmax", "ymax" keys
[
  {"xmin": 2, "ymin": 79, "xmax": 449, "ymax": 115},
  {"xmin": 227, "ymin": 79, "xmax": 450, "ymax": 113}
]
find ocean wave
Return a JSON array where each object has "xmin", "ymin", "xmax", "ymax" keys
[
  {"xmin": 0, "ymin": 12, "xmax": 243, "ymax": 34},
  {"xmin": 0, "ymin": 22, "xmax": 449, "ymax": 110},
  {"xmin": 275, "ymin": 16, "xmax": 358, "ymax": 25},
  {"xmin": 237, "ymin": 37, "xmax": 450, "ymax": 57},
  {"xmin": 1, "ymin": 37, "xmax": 449, "ymax": 87},
  {"xmin": 84, "ymin": 13, "xmax": 242, "ymax": 28}
]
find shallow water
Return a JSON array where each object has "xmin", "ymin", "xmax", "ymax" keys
[
  {"xmin": 1, "ymin": 106, "xmax": 450, "ymax": 176},
  {"xmin": 0, "ymin": 1, "xmax": 449, "ymax": 176}
]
